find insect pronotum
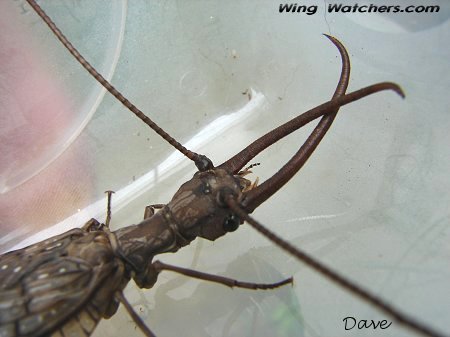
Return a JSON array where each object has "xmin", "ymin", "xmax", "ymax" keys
[{"xmin": 0, "ymin": 1, "xmax": 447, "ymax": 337}]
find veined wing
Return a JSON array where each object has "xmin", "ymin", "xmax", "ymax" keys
[{"xmin": 0, "ymin": 228, "xmax": 128, "ymax": 337}]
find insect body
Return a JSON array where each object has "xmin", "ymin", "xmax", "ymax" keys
[
  {"xmin": 0, "ymin": 1, "xmax": 446, "ymax": 337},
  {"xmin": 0, "ymin": 221, "xmax": 123, "ymax": 337},
  {"xmin": 0, "ymin": 167, "xmax": 288, "ymax": 337}
]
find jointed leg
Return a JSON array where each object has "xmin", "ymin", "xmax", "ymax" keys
[
  {"xmin": 115, "ymin": 291, "xmax": 156, "ymax": 337},
  {"xmin": 104, "ymin": 190, "xmax": 115, "ymax": 228},
  {"xmin": 153, "ymin": 260, "xmax": 293, "ymax": 290}
]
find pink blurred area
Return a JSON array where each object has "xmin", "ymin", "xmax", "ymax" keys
[{"xmin": 0, "ymin": 1, "xmax": 92, "ymax": 251}]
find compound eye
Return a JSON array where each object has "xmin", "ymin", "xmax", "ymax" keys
[{"xmin": 223, "ymin": 214, "xmax": 240, "ymax": 232}]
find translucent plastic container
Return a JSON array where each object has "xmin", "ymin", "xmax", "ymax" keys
[{"xmin": 1, "ymin": 1, "xmax": 449, "ymax": 337}]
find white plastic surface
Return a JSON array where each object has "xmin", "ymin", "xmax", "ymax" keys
[
  {"xmin": 0, "ymin": 1, "xmax": 449, "ymax": 337},
  {"xmin": 0, "ymin": 0, "xmax": 125, "ymax": 193}
]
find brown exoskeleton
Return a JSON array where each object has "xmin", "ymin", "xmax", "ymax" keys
[{"xmin": 0, "ymin": 1, "xmax": 446, "ymax": 337}]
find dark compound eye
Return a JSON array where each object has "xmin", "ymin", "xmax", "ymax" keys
[
  {"xmin": 223, "ymin": 214, "xmax": 240, "ymax": 232},
  {"xmin": 203, "ymin": 182, "xmax": 211, "ymax": 194}
]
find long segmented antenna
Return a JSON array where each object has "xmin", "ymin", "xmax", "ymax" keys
[
  {"xmin": 225, "ymin": 197, "xmax": 446, "ymax": 337},
  {"xmin": 216, "ymin": 35, "xmax": 443, "ymax": 335},
  {"xmin": 25, "ymin": 0, "xmax": 213, "ymax": 171},
  {"xmin": 23, "ymin": 2, "xmax": 443, "ymax": 336}
]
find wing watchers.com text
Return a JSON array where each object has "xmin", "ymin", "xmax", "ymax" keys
[{"xmin": 279, "ymin": 3, "xmax": 440, "ymax": 15}]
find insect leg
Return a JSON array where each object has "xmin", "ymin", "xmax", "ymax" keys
[
  {"xmin": 82, "ymin": 191, "xmax": 115, "ymax": 233},
  {"xmin": 105, "ymin": 190, "xmax": 115, "ymax": 228},
  {"xmin": 115, "ymin": 291, "xmax": 156, "ymax": 337},
  {"xmin": 152, "ymin": 260, "xmax": 293, "ymax": 290}
]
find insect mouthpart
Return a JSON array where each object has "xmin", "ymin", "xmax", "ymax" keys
[{"xmin": 236, "ymin": 163, "xmax": 261, "ymax": 193}]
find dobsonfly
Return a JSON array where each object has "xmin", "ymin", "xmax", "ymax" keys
[{"xmin": 0, "ymin": 1, "xmax": 447, "ymax": 337}]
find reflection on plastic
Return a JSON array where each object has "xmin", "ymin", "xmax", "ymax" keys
[{"xmin": 8, "ymin": 89, "xmax": 265, "ymax": 252}]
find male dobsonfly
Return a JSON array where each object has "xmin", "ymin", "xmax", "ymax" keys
[{"xmin": 0, "ymin": 1, "xmax": 448, "ymax": 337}]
